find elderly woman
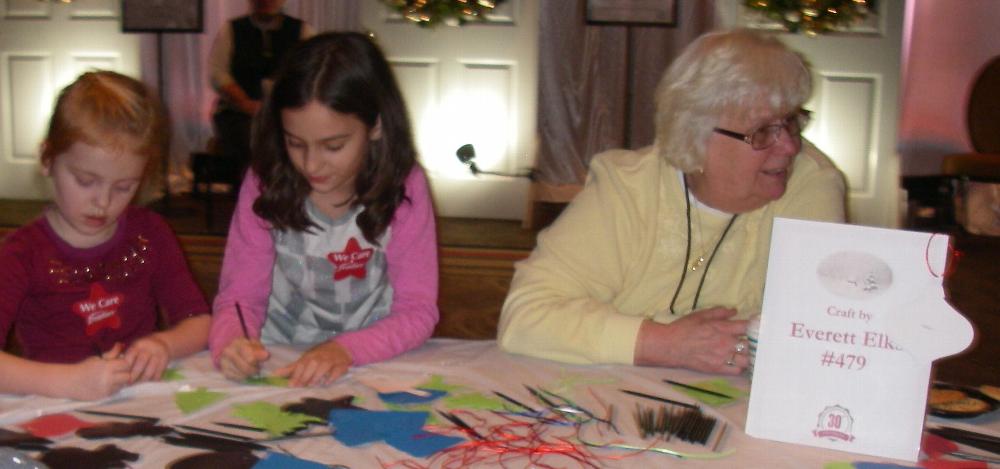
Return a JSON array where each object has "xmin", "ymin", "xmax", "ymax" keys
[{"xmin": 498, "ymin": 29, "xmax": 845, "ymax": 375}]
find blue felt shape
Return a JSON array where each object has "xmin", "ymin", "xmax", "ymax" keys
[
  {"xmin": 853, "ymin": 463, "xmax": 920, "ymax": 469},
  {"xmin": 378, "ymin": 388, "xmax": 447, "ymax": 404},
  {"xmin": 327, "ymin": 409, "xmax": 464, "ymax": 458},
  {"xmin": 328, "ymin": 409, "xmax": 428, "ymax": 446},
  {"xmin": 253, "ymin": 452, "xmax": 328, "ymax": 469},
  {"xmin": 386, "ymin": 431, "xmax": 465, "ymax": 458}
]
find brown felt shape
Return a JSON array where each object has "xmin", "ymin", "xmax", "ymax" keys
[
  {"xmin": 166, "ymin": 451, "xmax": 259, "ymax": 469},
  {"xmin": 280, "ymin": 395, "xmax": 358, "ymax": 421},
  {"xmin": 0, "ymin": 428, "xmax": 51, "ymax": 450},
  {"xmin": 76, "ymin": 420, "xmax": 172, "ymax": 439},
  {"xmin": 39, "ymin": 444, "xmax": 139, "ymax": 469}
]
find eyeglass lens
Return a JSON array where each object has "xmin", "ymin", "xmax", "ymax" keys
[{"xmin": 749, "ymin": 111, "xmax": 809, "ymax": 150}]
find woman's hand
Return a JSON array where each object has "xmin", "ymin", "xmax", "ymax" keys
[
  {"xmin": 274, "ymin": 341, "xmax": 352, "ymax": 387},
  {"xmin": 64, "ymin": 343, "xmax": 131, "ymax": 400},
  {"xmin": 124, "ymin": 336, "xmax": 170, "ymax": 383},
  {"xmin": 635, "ymin": 307, "xmax": 750, "ymax": 375},
  {"xmin": 219, "ymin": 337, "xmax": 270, "ymax": 381}
]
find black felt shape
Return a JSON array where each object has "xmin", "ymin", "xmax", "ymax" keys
[
  {"xmin": 281, "ymin": 395, "xmax": 358, "ymax": 421},
  {"xmin": 162, "ymin": 431, "xmax": 267, "ymax": 452},
  {"xmin": 0, "ymin": 428, "xmax": 51, "ymax": 450},
  {"xmin": 166, "ymin": 451, "xmax": 259, "ymax": 469},
  {"xmin": 39, "ymin": 444, "xmax": 139, "ymax": 469},
  {"xmin": 76, "ymin": 420, "xmax": 172, "ymax": 439}
]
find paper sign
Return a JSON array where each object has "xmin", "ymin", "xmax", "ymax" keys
[{"xmin": 745, "ymin": 219, "xmax": 973, "ymax": 462}]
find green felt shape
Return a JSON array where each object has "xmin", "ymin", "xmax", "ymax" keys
[
  {"xmin": 548, "ymin": 372, "xmax": 618, "ymax": 396},
  {"xmin": 175, "ymin": 387, "xmax": 227, "ymax": 414},
  {"xmin": 232, "ymin": 402, "xmax": 323, "ymax": 437},
  {"xmin": 444, "ymin": 392, "xmax": 506, "ymax": 411},
  {"xmin": 418, "ymin": 375, "xmax": 466, "ymax": 393},
  {"xmin": 243, "ymin": 375, "xmax": 289, "ymax": 387},
  {"xmin": 670, "ymin": 379, "xmax": 747, "ymax": 407},
  {"xmin": 161, "ymin": 368, "xmax": 184, "ymax": 381},
  {"xmin": 383, "ymin": 403, "xmax": 439, "ymax": 425},
  {"xmin": 823, "ymin": 463, "xmax": 855, "ymax": 469}
]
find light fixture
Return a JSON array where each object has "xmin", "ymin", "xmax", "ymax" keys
[{"xmin": 455, "ymin": 144, "xmax": 535, "ymax": 180}]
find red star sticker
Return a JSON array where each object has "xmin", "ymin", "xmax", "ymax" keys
[
  {"xmin": 71, "ymin": 283, "xmax": 123, "ymax": 336},
  {"xmin": 327, "ymin": 237, "xmax": 374, "ymax": 281}
]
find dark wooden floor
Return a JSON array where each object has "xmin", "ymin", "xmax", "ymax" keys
[{"xmin": 1, "ymin": 195, "xmax": 997, "ymax": 387}]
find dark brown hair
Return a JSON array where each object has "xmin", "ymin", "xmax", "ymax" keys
[{"xmin": 251, "ymin": 32, "xmax": 417, "ymax": 244}]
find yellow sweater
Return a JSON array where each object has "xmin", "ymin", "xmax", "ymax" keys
[{"xmin": 498, "ymin": 142, "xmax": 846, "ymax": 365}]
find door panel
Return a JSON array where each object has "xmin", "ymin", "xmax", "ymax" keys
[
  {"xmin": 361, "ymin": 1, "xmax": 538, "ymax": 219},
  {"xmin": 0, "ymin": 0, "xmax": 138, "ymax": 200},
  {"xmin": 719, "ymin": 1, "xmax": 904, "ymax": 227}
]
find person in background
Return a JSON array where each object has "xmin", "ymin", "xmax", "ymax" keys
[
  {"xmin": 209, "ymin": 32, "xmax": 438, "ymax": 387},
  {"xmin": 0, "ymin": 71, "xmax": 212, "ymax": 400},
  {"xmin": 498, "ymin": 29, "xmax": 846, "ymax": 374},
  {"xmin": 208, "ymin": 0, "xmax": 315, "ymax": 183}
]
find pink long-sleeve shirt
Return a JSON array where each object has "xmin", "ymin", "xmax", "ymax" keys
[{"xmin": 209, "ymin": 167, "xmax": 439, "ymax": 366}]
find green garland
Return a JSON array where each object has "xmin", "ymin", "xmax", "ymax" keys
[
  {"xmin": 383, "ymin": 0, "xmax": 506, "ymax": 28},
  {"xmin": 743, "ymin": 0, "xmax": 873, "ymax": 35}
]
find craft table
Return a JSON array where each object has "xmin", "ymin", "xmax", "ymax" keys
[{"xmin": 1, "ymin": 339, "xmax": 997, "ymax": 468}]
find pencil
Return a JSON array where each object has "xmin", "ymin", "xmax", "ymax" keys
[
  {"xmin": 663, "ymin": 379, "xmax": 735, "ymax": 399},
  {"xmin": 494, "ymin": 390, "xmax": 539, "ymax": 413},
  {"xmin": 437, "ymin": 410, "xmax": 484, "ymax": 440},
  {"xmin": 235, "ymin": 301, "xmax": 263, "ymax": 379},
  {"xmin": 235, "ymin": 302, "xmax": 250, "ymax": 339},
  {"xmin": 174, "ymin": 424, "xmax": 257, "ymax": 442},
  {"xmin": 77, "ymin": 409, "xmax": 159, "ymax": 423},
  {"xmin": 620, "ymin": 389, "xmax": 699, "ymax": 409}
]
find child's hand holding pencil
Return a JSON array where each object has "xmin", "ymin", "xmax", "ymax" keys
[{"xmin": 218, "ymin": 303, "xmax": 270, "ymax": 382}]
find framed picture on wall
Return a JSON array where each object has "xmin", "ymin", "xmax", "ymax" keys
[
  {"xmin": 121, "ymin": 0, "xmax": 203, "ymax": 33},
  {"xmin": 586, "ymin": 0, "xmax": 678, "ymax": 26}
]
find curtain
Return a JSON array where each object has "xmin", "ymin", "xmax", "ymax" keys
[
  {"xmin": 138, "ymin": 0, "xmax": 362, "ymax": 193},
  {"xmin": 534, "ymin": 0, "xmax": 717, "ymax": 189}
]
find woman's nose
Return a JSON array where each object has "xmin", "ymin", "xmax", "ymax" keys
[{"xmin": 774, "ymin": 126, "xmax": 802, "ymax": 156}]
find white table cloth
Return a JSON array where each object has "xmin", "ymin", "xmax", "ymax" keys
[{"xmin": 1, "ymin": 339, "xmax": 997, "ymax": 468}]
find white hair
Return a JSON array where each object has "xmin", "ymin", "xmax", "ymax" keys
[{"xmin": 654, "ymin": 29, "xmax": 812, "ymax": 172}]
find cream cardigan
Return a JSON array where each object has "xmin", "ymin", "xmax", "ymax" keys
[{"xmin": 498, "ymin": 142, "xmax": 846, "ymax": 365}]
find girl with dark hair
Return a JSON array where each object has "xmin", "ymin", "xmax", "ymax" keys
[{"xmin": 209, "ymin": 32, "xmax": 438, "ymax": 386}]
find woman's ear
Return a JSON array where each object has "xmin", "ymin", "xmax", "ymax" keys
[{"xmin": 369, "ymin": 116, "xmax": 383, "ymax": 141}]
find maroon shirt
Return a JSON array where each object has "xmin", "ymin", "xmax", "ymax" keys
[{"xmin": 0, "ymin": 206, "xmax": 209, "ymax": 363}]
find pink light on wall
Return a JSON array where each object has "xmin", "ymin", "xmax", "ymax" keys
[{"xmin": 898, "ymin": 0, "xmax": 1000, "ymax": 176}]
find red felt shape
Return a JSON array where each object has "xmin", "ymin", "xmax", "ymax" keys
[
  {"xmin": 19, "ymin": 414, "xmax": 95, "ymax": 438},
  {"xmin": 922, "ymin": 432, "xmax": 959, "ymax": 458},
  {"xmin": 920, "ymin": 460, "xmax": 987, "ymax": 469}
]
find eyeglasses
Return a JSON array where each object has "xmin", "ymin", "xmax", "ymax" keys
[{"xmin": 712, "ymin": 109, "xmax": 811, "ymax": 151}]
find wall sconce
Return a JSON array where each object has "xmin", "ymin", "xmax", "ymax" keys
[{"xmin": 455, "ymin": 144, "xmax": 535, "ymax": 180}]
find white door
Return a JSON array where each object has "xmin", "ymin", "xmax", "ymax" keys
[
  {"xmin": 360, "ymin": 1, "xmax": 538, "ymax": 219},
  {"xmin": 718, "ymin": 1, "xmax": 904, "ymax": 228},
  {"xmin": 0, "ymin": 0, "xmax": 140, "ymax": 200}
]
